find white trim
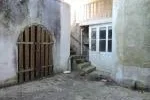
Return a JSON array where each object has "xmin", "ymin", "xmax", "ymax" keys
[
  {"xmin": 89, "ymin": 27, "xmax": 91, "ymax": 50},
  {"xmin": 96, "ymin": 27, "xmax": 99, "ymax": 52},
  {"xmin": 106, "ymin": 26, "xmax": 108, "ymax": 53},
  {"xmin": 80, "ymin": 18, "xmax": 112, "ymax": 26}
]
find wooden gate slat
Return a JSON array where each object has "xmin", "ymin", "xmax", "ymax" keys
[
  {"xmin": 35, "ymin": 26, "xmax": 41, "ymax": 78},
  {"xmin": 45, "ymin": 30, "xmax": 49, "ymax": 76},
  {"xmin": 49, "ymin": 35, "xmax": 53, "ymax": 75},
  {"xmin": 18, "ymin": 33, "xmax": 24, "ymax": 83},
  {"xmin": 25, "ymin": 27, "xmax": 30, "ymax": 81},
  {"xmin": 30, "ymin": 26, "xmax": 35, "ymax": 80},
  {"xmin": 40, "ymin": 28, "xmax": 45, "ymax": 77},
  {"xmin": 48, "ymin": 34, "xmax": 50, "ymax": 75}
]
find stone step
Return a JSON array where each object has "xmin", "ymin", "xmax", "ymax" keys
[
  {"xmin": 75, "ymin": 59, "xmax": 87, "ymax": 64},
  {"xmin": 80, "ymin": 66, "xmax": 96, "ymax": 76},
  {"xmin": 77, "ymin": 62, "xmax": 91, "ymax": 70}
]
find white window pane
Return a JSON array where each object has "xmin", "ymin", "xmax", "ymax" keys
[
  {"xmin": 99, "ymin": 40, "xmax": 106, "ymax": 52},
  {"xmin": 100, "ymin": 27, "xmax": 106, "ymax": 30},
  {"xmin": 108, "ymin": 40, "xmax": 112, "ymax": 52},
  {"xmin": 100, "ymin": 27, "xmax": 106, "ymax": 39},
  {"xmin": 108, "ymin": 26, "xmax": 112, "ymax": 30},
  {"xmin": 91, "ymin": 28, "xmax": 96, "ymax": 39},
  {"xmin": 108, "ymin": 27, "xmax": 112, "ymax": 39}
]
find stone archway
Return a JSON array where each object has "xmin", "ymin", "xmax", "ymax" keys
[{"xmin": 17, "ymin": 25, "xmax": 53, "ymax": 83}]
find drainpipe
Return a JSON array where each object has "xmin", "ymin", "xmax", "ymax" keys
[{"xmin": 81, "ymin": 28, "xmax": 83, "ymax": 55}]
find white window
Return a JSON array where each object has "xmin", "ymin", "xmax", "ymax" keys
[{"xmin": 90, "ymin": 25, "xmax": 112, "ymax": 52}]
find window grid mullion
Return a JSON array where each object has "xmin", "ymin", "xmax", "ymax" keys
[{"xmin": 96, "ymin": 27, "xmax": 99, "ymax": 52}]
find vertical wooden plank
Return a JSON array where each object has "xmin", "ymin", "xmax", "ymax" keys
[
  {"xmin": 30, "ymin": 26, "xmax": 35, "ymax": 80},
  {"xmin": 18, "ymin": 33, "xmax": 24, "ymax": 83},
  {"xmin": 45, "ymin": 30, "xmax": 49, "ymax": 76},
  {"xmin": 40, "ymin": 28, "xmax": 45, "ymax": 77},
  {"xmin": 48, "ymin": 34, "xmax": 50, "ymax": 75},
  {"xmin": 36, "ymin": 26, "xmax": 41, "ymax": 78},
  {"xmin": 49, "ymin": 34, "xmax": 53, "ymax": 75},
  {"xmin": 25, "ymin": 27, "xmax": 30, "ymax": 81}
]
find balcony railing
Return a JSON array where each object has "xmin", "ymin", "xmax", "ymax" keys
[{"xmin": 76, "ymin": 0, "xmax": 112, "ymax": 22}]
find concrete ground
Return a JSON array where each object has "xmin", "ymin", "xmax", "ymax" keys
[{"xmin": 0, "ymin": 72, "xmax": 149, "ymax": 100}]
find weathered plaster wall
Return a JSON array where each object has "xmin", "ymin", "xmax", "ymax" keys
[
  {"xmin": 0, "ymin": 0, "xmax": 70, "ymax": 85},
  {"xmin": 59, "ymin": 2, "xmax": 70, "ymax": 71},
  {"xmin": 113, "ymin": 0, "xmax": 150, "ymax": 87}
]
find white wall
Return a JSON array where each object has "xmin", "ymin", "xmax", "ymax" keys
[
  {"xmin": 113, "ymin": 0, "xmax": 150, "ymax": 86},
  {"xmin": 56, "ymin": 2, "xmax": 71, "ymax": 72},
  {"xmin": 0, "ymin": 0, "xmax": 70, "ymax": 85}
]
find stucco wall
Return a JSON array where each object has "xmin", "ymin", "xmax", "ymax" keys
[
  {"xmin": 0, "ymin": 0, "xmax": 70, "ymax": 85},
  {"xmin": 59, "ymin": 2, "xmax": 70, "ymax": 71},
  {"xmin": 113, "ymin": 0, "xmax": 150, "ymax": 87}
]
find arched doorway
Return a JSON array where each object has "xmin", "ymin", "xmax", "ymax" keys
[{"xmin": 17, "ymin": 25, "xmax": 53, "ymax": 83}]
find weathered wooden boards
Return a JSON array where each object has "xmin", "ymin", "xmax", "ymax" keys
[{"xmin": 17, "ymin": 25, "xmax": 53, "ymax": 83}]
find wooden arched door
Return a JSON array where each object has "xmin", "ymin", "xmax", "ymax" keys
[{"xmin": 17, "ymin": 25, "xmax": 53, "ymax": 83}]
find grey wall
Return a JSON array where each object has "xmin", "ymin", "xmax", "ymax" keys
[
  {"xmin": 71, "ymin": 23, "xmax": 81, "ymax": 55},
  {"xmin": 0, "ymin": 0, "xmax": 70, "ymax": 85},
  {"xmin": 113, "ymin": 0, "xmax": 150, "ymax": 87}
]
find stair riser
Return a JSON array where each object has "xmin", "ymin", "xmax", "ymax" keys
[
  {"xmin": 72, "ymin": 56, "xmax": 86, "ymax": 60},
  {"xmin": 80, "ymin": 67, "xmax": 96, "ymax": 76},
  {"xmin": 76, "ymin": 59, "xmax": 86, "ymax": 64},
  {"xmin": 86, "ymin": 67, "xmax": 96, "ymax": 74}
]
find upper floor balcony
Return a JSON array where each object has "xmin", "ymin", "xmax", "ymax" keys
[{"xmin": 74, "ymin": 0, "xmax": 112, "ymax": 24}]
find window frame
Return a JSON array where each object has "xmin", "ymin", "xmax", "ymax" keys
[
  {"xmin": 89, "ymin": 24, "xmax": 112, "ymax": 53},
  {"xmin": 99, "ymin": 27, "xmax": 107, "ymax": 52},
  {"xmin": 90, "ymin": 28, "xmax": 97, "ymax": 51}
]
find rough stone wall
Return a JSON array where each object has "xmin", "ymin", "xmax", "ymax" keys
[
  {"xmin": 0, "ymin": 0, "xmax": 70, "ymax": 85},
  {"xmin": 114, "ymin": 0, "xmax": 150, "ymax": 87}
]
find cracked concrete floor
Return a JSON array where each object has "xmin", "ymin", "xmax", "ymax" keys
[{"xmin": 0, "ymin": 72, "xmax": 149, "ymax": 100}]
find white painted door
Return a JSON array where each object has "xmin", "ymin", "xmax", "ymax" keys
[{"xmin": 89, "ymin": 23, "xmax": 113, "ymax": 71}]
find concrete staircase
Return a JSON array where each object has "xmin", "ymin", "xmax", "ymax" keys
[
  {"xmin": 71, "ymin": 56, "xmax": 96, "ymax": 76},
  {"xmin": 70, "ymin": 46, "xmax": 96, "ymax": 76}
]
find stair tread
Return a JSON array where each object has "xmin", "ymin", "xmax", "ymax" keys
[
  {"xmin": 77, "ymin": 62, "xmax": 91, "ymax": 70},
  {"xmin": 78, "ymin": 62, "xmax": 90, "ymax": 65}
]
